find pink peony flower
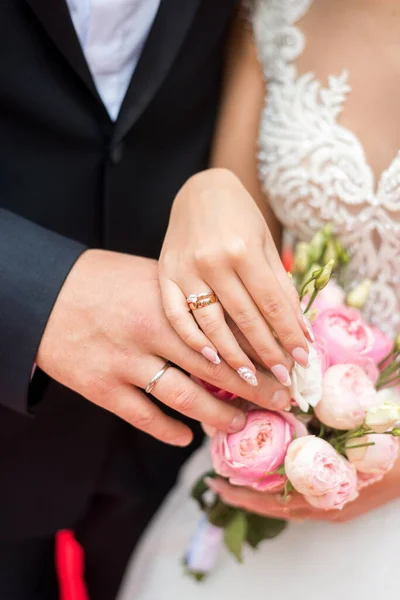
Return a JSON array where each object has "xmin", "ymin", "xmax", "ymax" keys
[
  {"xmin": 366, "ymin": 326, "xmax": 393, "ymax": 364},
  {"xmin": 312, "ymin": 306, "xmax": 374, "ymax": 366},
  {"xmin": 284, "ymin": 436, "xmax": 343, "ymax": 496},
  {"xmin": 315, "ymin": 364, "xmax": 379, "ymax": 430},
  {"xmin": 357, "ymin": 471, "xmax": 384, "ymax": 490},
  {"xmin": 304, "ymin": 458, "xmax": 358, "ymax": 510},
  {"xmin": 191, "ymin": 376, "xmax": 237, "ymax": 402},
  {"xmin": 345, "ymin": 434, "xmax": 399, "ymax": 475},
  {"xmin": 313, "ymin": 334, "xmax": 331, "ymax": 373},
  {"xmin": 211, "ymin": 410, "xmax": 307, "ymax": 492}
]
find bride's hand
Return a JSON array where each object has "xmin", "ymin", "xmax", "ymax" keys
[
  {"xmin": 206, "ymin": 457, "xmax": 400, "ymax": 523},
  {"xmin": 159, "ymin": 168, "xmax": 311, "ymax": 389}
]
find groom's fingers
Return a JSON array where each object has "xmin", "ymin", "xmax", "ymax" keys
[
  {"xmin": 128, "ymin": 357, "xmax": 247, "ymax": 435},
  {"xmin": 104, "ymin": 384, "xmax": 193, "ymax": 446}
]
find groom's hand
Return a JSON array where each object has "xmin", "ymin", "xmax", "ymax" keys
[{"xmin": 36, "ymin": 251, "xmax": 290, "ymax": 446}]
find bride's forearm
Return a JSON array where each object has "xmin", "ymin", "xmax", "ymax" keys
[{"xmin": 209, "ymin": 10, "xmax": 282, "ymax": 250}]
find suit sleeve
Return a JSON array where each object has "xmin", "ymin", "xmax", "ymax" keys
[{"xmin": 0, "ymin": 208, "xmax": 87, "ymax": 415}]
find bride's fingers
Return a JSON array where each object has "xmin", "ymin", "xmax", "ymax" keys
[
  {"xmin": 267, "ymin": 245, "xmax": 315, "ymax": 342},
  {"xmin": 159, "ymin": 277, "xmax": 221, "ymax": 365},
  {"xmin": 235, "ymin": 248, "xmax": 310, "ymax": 367},
  {"xmin": 206, "ymin": 478, "xmax": 314, "ymax": 521},
  {"xmin": 208, "ymin": 274, "xmax": 293, "ymax": 385}
]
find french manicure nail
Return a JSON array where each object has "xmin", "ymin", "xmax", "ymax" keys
[
  {"xmin": 229, "ymin": 413, "xmax": 247, "ymax": 433},
  {"xmin": 292, "ymin": 347, "xmax": 309, "ymax": 368},
  {"xmin": 201, "ymin": 346, "xmax": 221, "ymax": 365},
  {"xmin": 270, "ymin": 389, "xmax": 291, "ymax": 410},
  {"xmin": 271, "ymin": 364, "xmax": 292, "ymax": 387},
  {"xmin": 237, "ymin": 366, "xmax": 258, "ymax": 387},
  {"xmin": 302, "ymin": 314, "xmax": 315, "ymax": 343}
]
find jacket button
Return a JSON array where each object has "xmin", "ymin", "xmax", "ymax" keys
[{"xmin": 110, "ymin": 141, "xmax": 124, "ymax": 164}]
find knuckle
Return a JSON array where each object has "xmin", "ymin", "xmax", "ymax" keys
[
  {"xmin": 131, "ymin": 410, "xmax": 156, "ymax": 432},
  {"xmin": 278, "ymin": 330, "xmax": 299, "ymax": 348},
  {"xmin": 181, "ymin": 328, "xmax": 202, "ymax": 347},
  {"xmin": 203, "ymin": 359, "xmax": 225, "ymax": 381},
  {"xmin": 194, "ymin": 249, "xmax": 218, "ymax": 270},
  {"xmin": 234, "ymin": 310, "xmax": 257, "ymax": 331},
  {"xmin": 164, "ymin": 307, "xmax": 184, "ymax": 327},
  {"xmin": 173, "ymin": 388, "xmax": 198, "ymax": 413},
  {"xmin": 257, "ymin": 346, "xmax": 284, "ymax": 365},
  {"xmin": 261, "ymin": 296, "xmax": 284, "ymax": 320},
  {"xmin": 226, "ymin": 238, "xmax": 247, "ymax": 263}
]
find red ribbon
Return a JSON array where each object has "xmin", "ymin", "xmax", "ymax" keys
[{"xmin": 55, "ymin": 530, "xmax": 89, "ymax": 600}]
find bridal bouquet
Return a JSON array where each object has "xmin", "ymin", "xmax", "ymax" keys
[{"xmin": 184, "ymin": 226, "xmax": 400, "ymax": 580}]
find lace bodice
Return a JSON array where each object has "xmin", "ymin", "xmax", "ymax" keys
[{"xmin": 250, "ymin": 0, "xmax": 400, "ymax": 335}]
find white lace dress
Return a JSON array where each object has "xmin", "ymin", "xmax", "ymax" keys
[{"xmin": 118, "ymin": 1, "xmax": 400, "ymax": 597}]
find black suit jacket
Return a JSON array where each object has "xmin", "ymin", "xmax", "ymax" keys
[{"xmin": 0, "ymin": 0, "xmax": 237, "ymax": 540}]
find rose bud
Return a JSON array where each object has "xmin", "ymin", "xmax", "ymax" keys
[
  {"xmin": 211, "ymin": 410, "xmax": 307, "ymax": 492},
  {"xmin": 290, "ymin": 344, "xmax": 323, "ymax": 412},
  {"xmin": 345, "ymin": 279, "xmax": 372, "ymax": 310},
  {"xmin": 312, "ymin": 306, "xmax": 374, "ymax": 366},
  {"xmin": 315, "ymin": 364, "xmax": 378, "ymax": 430},
  {"xmin": 345, "ymin": 434, "xmax": 399, "ymax": 475},
  {"xmin": 304, "ymin": 458, "xmax": 358, "ymax": 510},
  {"xmin": 301, "ymin": 280, "xmax": 345, "ymax": 315},
  {"xmin": 284, "ymin": 436, "xmax": 343, "ymax": 496}
]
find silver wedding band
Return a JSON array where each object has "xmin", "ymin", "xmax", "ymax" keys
[{"xmin": 145, "ymin": 362, "xmax": 171, "ymax": 395}]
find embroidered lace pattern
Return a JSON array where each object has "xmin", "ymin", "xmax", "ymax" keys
[{"xmin": 250, "ymin": 0, "xmax": 400, "ymax": 334}]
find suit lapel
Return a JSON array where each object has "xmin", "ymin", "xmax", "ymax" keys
[
  {"xmin": 24, "ymin": 0, "xmax": 102, "ymax": 103},
  {"xmin": 112, "ymin": 0, "xmax": 202, "ymax": 144}
]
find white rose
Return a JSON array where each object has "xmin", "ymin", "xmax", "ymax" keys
[
  {"xmin": 365, "ymin": 402, "xmax": 400, "ymax": 434},
  {"xmin": 290, "ymin": 344, "xmax": 322, "ymax": 412}
]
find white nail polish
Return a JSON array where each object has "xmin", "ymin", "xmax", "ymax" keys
[
  {"xmin": 201, "ymin": 347, "xmax": 221, "ymax": 365},
  {"xmin": 237, "ymin": 367, "xmax": 258, "ymax": 387}
]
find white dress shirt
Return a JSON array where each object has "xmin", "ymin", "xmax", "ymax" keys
[{"xmin": 65, "ymin": 0, "xmax": 161, "ymax": 120}]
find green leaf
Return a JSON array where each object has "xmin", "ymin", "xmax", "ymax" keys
[
  {"xmin": 207, "ymin": 498, "xmax": 237, "ymax": 529},
  {"xmin": 246, "ymin": 514, "xmax": 287, "ymax": 549},
  {"xmin": 183, "ymin": 565, "xmax": 207, "ymax": 583},
  {"xmin": 223, "ymin": 511, "xmax": 248, "ymax": 563}
]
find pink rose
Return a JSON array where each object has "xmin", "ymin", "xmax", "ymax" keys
[
  {"xmin": 312, "ymin": 306, "xmax": 374, "ymax": 366},
  {"xmin": 211, "ymin": 410, "xmax": 307, "ymax": 492},
  {"xmin": 190, "ymin": 376, "xmax": 237, "ymax": 402},
  {"xmin": 345, "ymin": 434, "xmax": 399, "ymax": 475},
  {"xmin": 284, "ymin": 436, "xmax": 343, "ymax": 496},
  {"xmin": 302, "ymin": 281, "xmax": 345, "ymax": 313},
  {"xmin": 304, "ymin": 458, "xmax": 358, "ymax": 510},
  {"xmin": 315, "ymin": 364, "xmax": 378, "ymax": 430},
  {"xmin": 366, "ymin": 326, "xmax": 393, "ymax": 364}
]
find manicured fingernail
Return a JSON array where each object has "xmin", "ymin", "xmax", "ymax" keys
[
  {"xmin": 229, "ymin": 412, "xmax": 247, "ymax": 433},
  {"xmin": 292, "ymin": 347, "xmax": 309, "ymax": 368},
  {"xmin": 270, "ymin": 389, "xmax": 291, "ymax": 410},
  {"xmin": 237, "ymin": 367, "xmax": 258, "ymax": 387},
  {"xmin": 271, "ymin": 364, "xmax": 292, "ymax": 387},
  {"xmin": 171, "ymin": 436, "xmax": 191, "ymax": 447},
  {"xmin": 302, "ymin": 314, "xmax": 315, "ymax": 342},
  {"xmin": 201, "ymin": 346, "xmax": 221, "ymax": 365},
  {"xmin": 204, "ymin": 477, "xmax": 224, "ymax": 494}
]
